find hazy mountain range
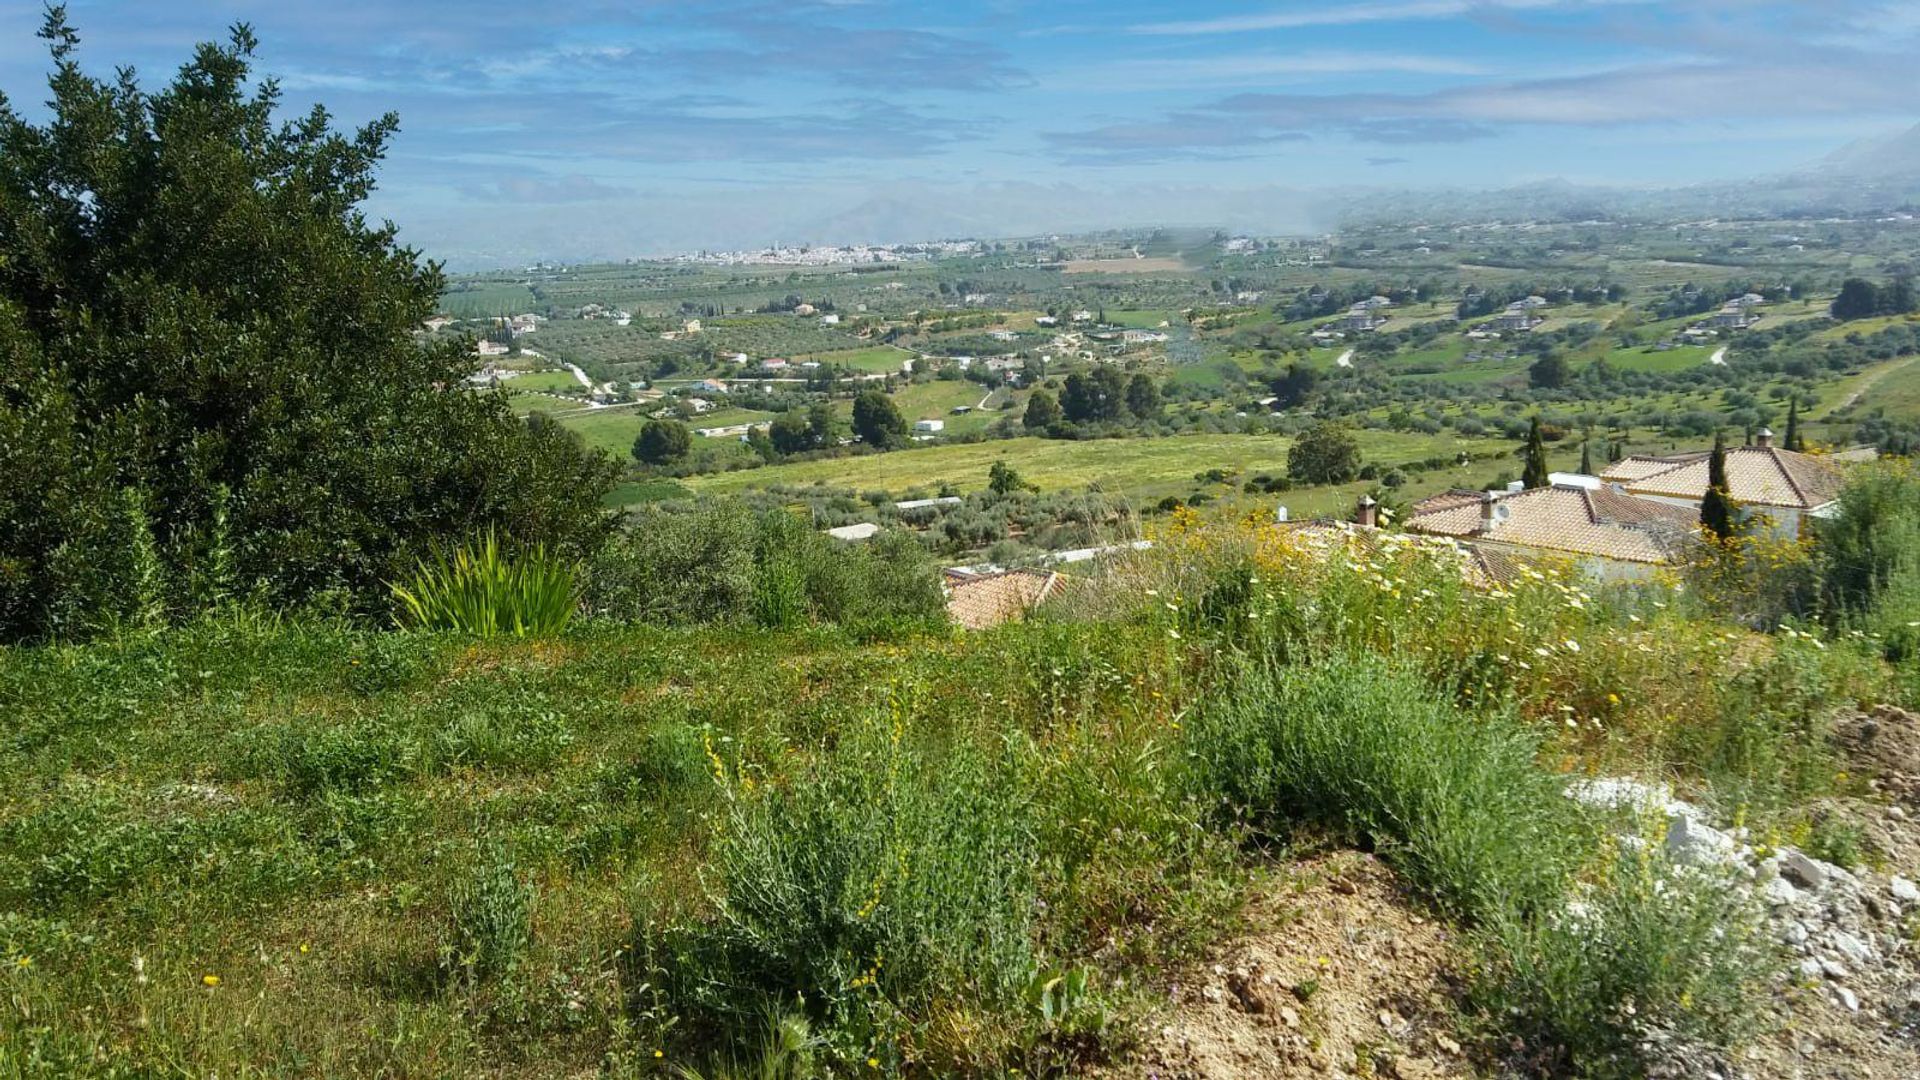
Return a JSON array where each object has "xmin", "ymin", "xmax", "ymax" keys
[{"xmin": 406, "ymin": 124, "xmax": 1920, "ymax": 271}]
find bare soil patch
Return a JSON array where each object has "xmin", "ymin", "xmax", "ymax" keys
[
  {"xmin": 1103, "ymin": 851, "xmax": 1472, "ymax": 1079},
  {"xmin": 1062, "ymin": 257, "xmax": 1187, "ymax": 275}
]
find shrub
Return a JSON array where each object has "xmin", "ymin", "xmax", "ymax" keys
[
  {"xmin": 391, "ymin": 530, "xmax": 579, "ymax": 637},
  {"xmin": 641, "ymin": 706, "xmax": 1038, "ymax": 1065},
  {"xmin": 1187, "ymin": 653, "xmax": 1583, "ymax": 920},
  {"xmin": 1473, "ymin": 847, "xmax": 1770, "ymax": 1078}
]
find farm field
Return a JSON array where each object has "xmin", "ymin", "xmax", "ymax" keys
[
  {"xmin": 794, "ymin": 344, "xmax": 915, "ymax": 372},
  {"xmin": 682, "ymin": 430, "xmax": 1506, "ymax": 501}
]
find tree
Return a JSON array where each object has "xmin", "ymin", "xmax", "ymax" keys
[
  {"xmin": 1521, "ymin": 416, "xmax": 1550, "ymax": 489},
  {"xmin": 1268, "ymin": 362, "xmax": 1319, "ymax": 409},
  {"xmin": 633, "ymin": 419, "xmax": 691, "ymax": 465},
  {"xmin": 0, "ymin": 11, "xmax": 614, "ymax": 639},
  {"xmin": 1126, "ymin": 373, "xmax": 1162, "ymax": 419},
  {"xmin": 1287, "ymin": 422, "xmax": 1362, "ymax": 485},
  {"xmin": 1579, "ymin": 439, "xmax": 1594, "ymax": 476},
  {"xmin": 806, "ymin": 402, "xmax": 838, "ymax": 447},
  {"xmin": 1528, "ymin": 353, "xmax": 1572, "ymax": 390},
  {"xmin": 1700, "ymin": 431, "xmax": 1737, "ymax": 539},
  {"xmin": 1060, "ymin": 373, "xmax": 1096, "ymax": 424},
  {"xmin": 851, "ymin": 389, "xmax": 909, "ymax": 449},
  {"xmin": 1784, "ymin": 398, "xmax": 1803, "ymax": 452},
  {"xmin": 1832, "ymin": 278, "xmax": 1880, "ymax": 321},
  {"xmin": 987, "ymin": 460, "xmax": 1034, "ymax": 495},
  {"xmin": 768, "ymin": 410, "xmax": 815, "ymax": 455},
  {"xmin": 1023, "ymin": 388, "xmax": 1061, "ymax": 430}
]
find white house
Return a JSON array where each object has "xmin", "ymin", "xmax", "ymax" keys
[{"xmin": 913, "ymin": 419, "xmax": 945, "ymax": 434}]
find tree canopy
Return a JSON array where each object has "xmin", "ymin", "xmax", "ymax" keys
[
  {"xmin": 1287, "ymin": 422, "xmax": 1362, "ymax": 486},
  {"xmin": 851, "ymin": 389, "xmax": 909, "ymax": 449},
  {"xmin": 0, "ymin": 10, "xmax": 614, "ymax": 639}
]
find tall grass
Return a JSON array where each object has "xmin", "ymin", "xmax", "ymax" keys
[
  {"xmin": 390, "ymin": 529, "xmax": 578, "ymax": 637},
  {"xmin": 1187, "ymin": 652, "xmax": 1585, "ymax": 920},
  {"xmin": 1184, "ymin": 652, "xmax": 1769, "ymax": 1076}
]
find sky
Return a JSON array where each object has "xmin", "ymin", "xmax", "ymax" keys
[{"xmin": 2, "ymin": 1, "xmax": 1918, "ymax": 266}]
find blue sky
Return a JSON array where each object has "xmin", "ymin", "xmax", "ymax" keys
[{"xmin": 3, "ymin": 1, "xmax": 1917, "ymax": 265}]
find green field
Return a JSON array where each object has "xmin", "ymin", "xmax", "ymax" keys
[
  {"xmin": 682, "ymin": 430, "xmax": 1508, "ymax": 502},
  {"xmin": 506, "ymin": 369, "xmax": 586, "ymax": 393},
  {"xmin": 439, "ymin": 281, "xmax": 538, "ymax": 317},
  {"xmin": 796, "ymin": 345, "xmax": 916, "ymax": 373}
]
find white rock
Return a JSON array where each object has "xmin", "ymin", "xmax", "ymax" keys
[
  {"xmin": 1827, "ymin": 930, "xmax": 1875, "ymax": 965},
  {"xmin": 1833, "ymin": 986, "xmax": 1860, "ymax": 1012},
  {"xmin": 1666, "ymin": 814, "xmax": 1737, "ymax": 867},
  {"xmin": 1891, "ymin": 876, "xmax": 1920, "ymax": 904},
  {"xmin": 1798, "ymin": 958, "xmax": 1824, "ymax": 979},
  {"xmin": 1779, "ymin": 850, "xmax": 1831, "ymax": 890},
  {"xmin": 1819, "ymin": 957, "xmax": 1850, "ymax": 980},
  {"xmin": 1763, "ymin": 876, "xmax": 1800, "ymax": 908}
]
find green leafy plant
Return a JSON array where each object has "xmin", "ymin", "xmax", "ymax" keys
[
  {"xmin": 443, "ymin": 844, "xmax": 534, "ymax": 981},
  {"xmin": 390, "ymin": 530, "xmax": 578, "ymax": 637}
]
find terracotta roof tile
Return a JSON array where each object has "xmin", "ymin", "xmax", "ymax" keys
[
  {"xmin": 1603, "ymin": 447, "xmax": 1842, "ymax": 510},
  {"xmin": 945, "ymin": 569, "xmax": 1061, "ymax": 630},
  {"xmin": 1406, "ymin": 485, "xmax": 1696, "ymax": 565}
]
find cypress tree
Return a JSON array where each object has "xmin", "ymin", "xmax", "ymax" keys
[
  {"xmin": 1521, "ymin": 416, "xmax": 1550, "ymax": 489},
  {"xmin": 1700, "ymin": 431, "xmax": 1736, "ymax": 539},
  {"xmin": 1579, "ymin": 439, "xmax": 1593, "ymax": 476},
  {"xmin": 1784, "ymin": 399, "xmax": 1803, "ymax": 452}
]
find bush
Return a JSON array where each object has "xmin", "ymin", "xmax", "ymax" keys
[
  {"xmin": 1473, "ymin": 848, "xmax": 1770, "ymax": 1078},
  {"xmin": 640, "ymin": 708, "xmax": 1038, "ymax": 1066},
  {"xmin": 1188, "ymin": 653, "xmax": 1583, "ymax": 919},
  {"xmin": 390, "ymin": 530, "xmax": 579, "ymax": 637},
  {"xmin": 586, "ymin": 503, "xmax": 944, "ymax": 629}
]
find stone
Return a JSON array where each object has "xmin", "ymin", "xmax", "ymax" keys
[
  {"xmin": 1798, "ymin": 958, "xmax": 1824, "ymax": 980},
  {"xmin": 1666, "ymin": 814, "xmax": 1737, "ymax": 866},
  {"xmin": 1783, "ymin": 921, "xmax": 1810, "ymax": 947},
  {"xmin": 1763, "ymin": 876, "xmax": 1800, "ymax": 908},
  {"xmin": 1779, "ymin": 850, "xmax": 1831, "ymax": 890},
  {"xmin": 1891, "ymin": 876, "xmax": 1920, "ymax": 904},
  {"xmin": 1819, "ymin": 957, "xmax": 1850, "ymax": 980},
  {"xmin": 1833, "ymin": 986, "xmax": 1860, "ymax": 1012},
  {"xmin": 1826, "ymin": 930, "xmax": 1875, "ymax": 965}
]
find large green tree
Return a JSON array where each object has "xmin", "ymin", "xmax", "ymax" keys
[
  {"xmin": 851, "ymin": 389, "xmax": 909, "ymax": 449},
  {"xmin": 0, "ymin": 11, "xmax": 615, "ymax": 639},
  {"xmin": 1287, "ymin": 422, "xmax": 1362, "ymax": 486},
  {"xmin": 1022, "ymin": 388, "xmax": 1061, "ymax": 430},
  {"xmin": 633, "ymin": 419, "xmax": 692, "ymax": 465},
  {"xmin": 1700, "ymin": 431, "xmax": 1737, "ymax": 539}
]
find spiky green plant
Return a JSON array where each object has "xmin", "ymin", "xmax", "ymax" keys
[{"xmin": 390, "ymin": 530, "xmax": 578, "ymax": 637}]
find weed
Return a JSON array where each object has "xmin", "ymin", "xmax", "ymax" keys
[
  {"xmin": 444, "ymin": 844, "xmax": 535, "ymax": 982},
  {"xmin": 392, "ymin": 529, "xmax": 578, "ymax": 637}
]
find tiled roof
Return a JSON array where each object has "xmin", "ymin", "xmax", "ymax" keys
[
  {"xmin": 1274, "ymin": 518, "xmax": 1517, "ymax": 589},
  {"xmin": 1406, "ymin": 485, "xmax": 1697, "ymax": 565},
  {"xmin": 1601, "ymin": 447, "xmax": 1843, "ymax": 510},
  {"xmin": 944, "ymin": 569, "xmax": 1062, "ymax": 630}
]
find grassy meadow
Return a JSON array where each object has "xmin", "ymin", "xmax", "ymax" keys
[{"xmin": 3, "ymin": 512, "xmax": 1909, "ymax": 1078}]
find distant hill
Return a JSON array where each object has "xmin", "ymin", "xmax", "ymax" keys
[{"xmin": 1814, "ymin": 122, "xmax": 1920, "ymax": 179}]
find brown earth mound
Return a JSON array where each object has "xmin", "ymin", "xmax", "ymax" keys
[{"xmin": 1105, "ymin": 852, "xmax": 1471, "ymax": 1080}]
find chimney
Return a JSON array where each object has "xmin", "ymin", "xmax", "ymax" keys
[
  {"xmin": 1274, "ymin": 505, "xmax": 1290, "ymax": 524},
  {"xmin": 1755, "ymin": 427, "xmax": 1774, "ymax": 449},
  {"xmin": 1480, "ymin": 490, "xmax": 1501, "ymax": 532},
  {"xmin": 1354, "ymin": 494, "xmax": 1378, "ymax": 529}
]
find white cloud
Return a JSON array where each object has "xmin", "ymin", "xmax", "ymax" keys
[{"xmin": 1131, "ymin": 0, "xmax": 1655, "ymax": 36}]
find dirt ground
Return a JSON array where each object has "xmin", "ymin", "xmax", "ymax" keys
[
  {"xmin": 1099, "ymin": 705, "xmax": 1920, "ymax": 1080},
  {"xmin": 1104, "ymin": 851, "xmax": 1472, "ymax": 1080}
]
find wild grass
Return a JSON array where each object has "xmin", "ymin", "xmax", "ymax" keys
[
  {"xmin": 0, "ymin": 500, "xmax": 1907, "ymax": 1078},
  {"xmin": 391, "ymin": 530, "xmax": 579, "ymax": 636}
]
